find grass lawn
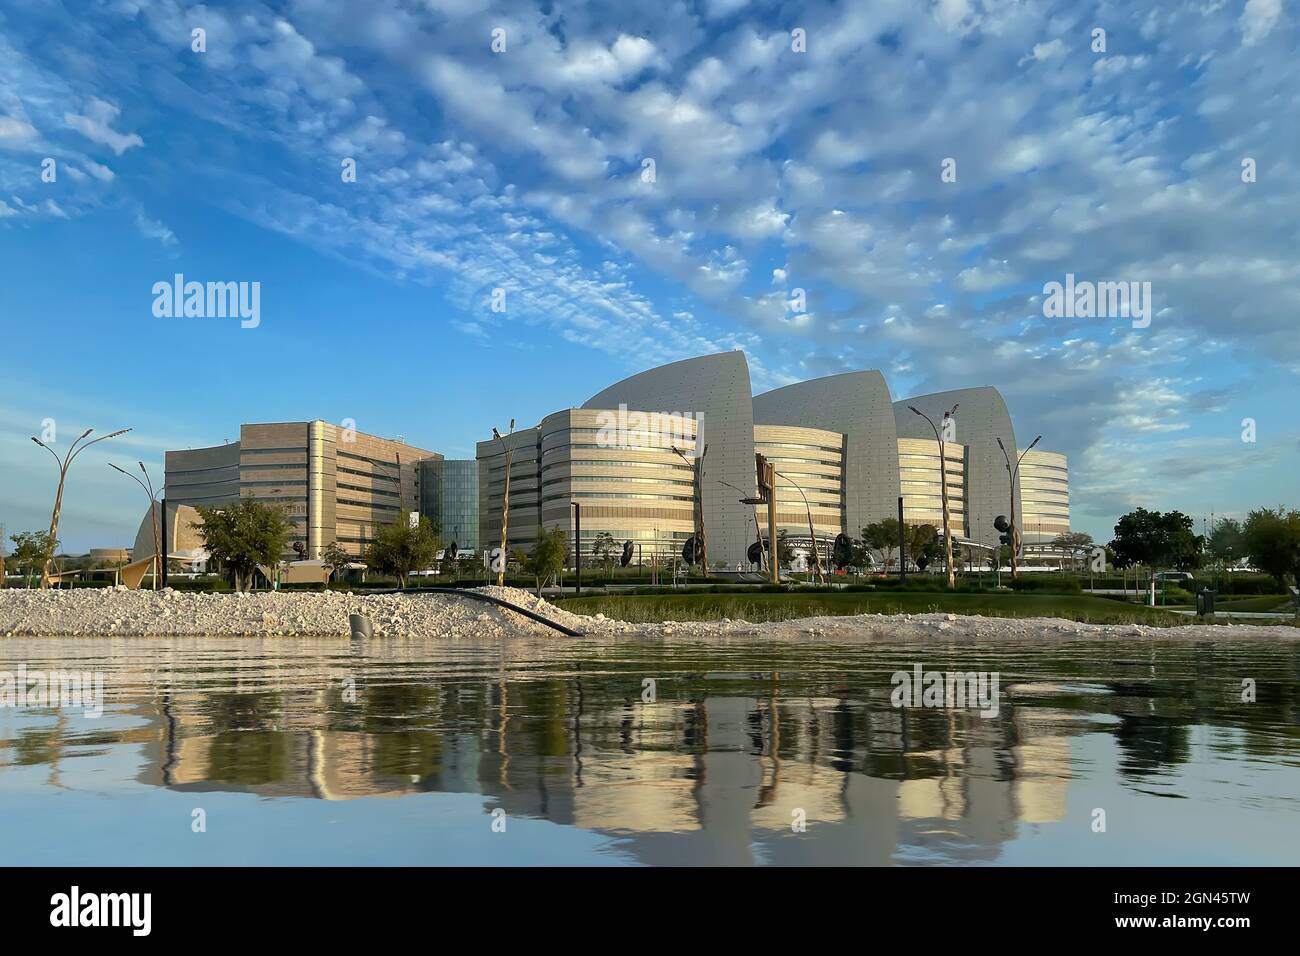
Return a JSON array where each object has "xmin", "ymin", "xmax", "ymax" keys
[{"xmin": 554, "ymin": 591, "xmax": 1194, "ymax": 626}]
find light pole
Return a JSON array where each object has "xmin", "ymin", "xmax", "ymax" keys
[
  {"xmin": 720, "ymin": 477, "xmax": 768, "ymax": 575},
  {"xmin": 672, "ymin": 444, "xmax": 708, "ymax": 578},
  {"xmin": 571, "ymin": 500, "xmax": 581, "ymax": 596},
  {"xmin": 997, "ymin": 434, "xmax": 1041, "ymax": 580},
  {"xmin": 109, "ymin": 461, "xmax": 162, "ymax": 590},
  {"xmin": 908, "ymin": 404, "xmax": 958, "ymax": 588},
  {"xmin": 774, "ymin": 469, "xmax": 825, "ymax": 584},
  {"xmin": 491, "ymin": 420, "xmax": 515, "ymax": 588},
  {"xmin": 32, "ymin": 426, "xmax": 131, "ymax": 588}
]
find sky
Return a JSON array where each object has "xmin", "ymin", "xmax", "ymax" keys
[{"xmin": 0, "ymin": 0, "xmax": 1297, "ymax": 554}]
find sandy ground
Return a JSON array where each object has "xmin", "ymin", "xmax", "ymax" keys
[{"xmin": 0, "ymin": 585, "xmax": 1296, "ymax": 640}]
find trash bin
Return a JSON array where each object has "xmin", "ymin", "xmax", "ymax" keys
[{"xmin": 1196, "ymin": 589, "xmax": 1216, "ymax": 617}]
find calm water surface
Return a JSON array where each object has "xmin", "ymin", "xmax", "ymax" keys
[{"xmin": 2, "ymin": 634, "xmax": 1298, "ymax": 866}]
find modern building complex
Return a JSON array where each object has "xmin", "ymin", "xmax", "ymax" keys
[
  {"xmin": 477, "ymin": 352, "xmax": 1069, "ymax": 568},
  {"xmin": 155, "ymin": 422, "xmax": 439, "ymax": 560},
  {"xmin": 145, "ymin": 355, "xmax": 1066, "ymax": 573}
]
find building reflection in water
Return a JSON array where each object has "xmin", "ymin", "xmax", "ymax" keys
[
  {"xmin": 3, "ymin": 637, "xmax": 1293, "ymax": 865},
  {"xmin": 119, "ymin": 677, "xmax": 1074, "ymax": 865}
]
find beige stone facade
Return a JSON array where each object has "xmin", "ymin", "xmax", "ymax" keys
[
  {"xmin": 165, "ymin": 422, "xmax": 439, "ymax": 559},
  {"xmin": 1018, "ymin": 449, "xmax": 1070, "ymax": 544}
]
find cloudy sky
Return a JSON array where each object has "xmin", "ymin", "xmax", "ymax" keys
[{"xmin": 1, "ymin": 0, "xmax": 1296, "ymax": 553}]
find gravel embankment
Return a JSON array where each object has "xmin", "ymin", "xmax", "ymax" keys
[{"xmin": 0, "ymin": 586, "xmax": 1295, "ymax": 640}]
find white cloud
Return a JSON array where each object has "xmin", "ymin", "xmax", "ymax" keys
[
  {"xmin": 1240, "ymin": 0, "xmax": 1282, "ymax": 45},
  {"xmin": 64, "ymin": 97, "xmax": 143, "ymax": 155},
  {"xmin": 134, "ymin": 209, "xmax": 175, "ymax": 246}
]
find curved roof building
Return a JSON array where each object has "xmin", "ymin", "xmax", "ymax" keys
[
  {"xmin": 753, "ymin": 370, "xmax": 901, "ymax": 539},
  {"xmin": 582, "ymin": 351, "xmax": 757, "ymax": 567},
  {"xmin": 893, "ymin": 387, "xmax": 1019, "ymax": 548},
  {"xmin": 476, "ymin": 353, "xmax": 1067, "ymax": 571}
]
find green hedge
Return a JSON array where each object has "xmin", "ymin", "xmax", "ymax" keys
[{"xmin": 1009, "ymin": 575, "xmax": 1082, "ymax": 594}]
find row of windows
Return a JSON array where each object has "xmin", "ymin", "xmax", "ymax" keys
[
  {"xmin": 541, "ymin": 443, "xmax": 680, "ymax": 460},
  {"xmin": 337, "ymin": 481, "xmax": 400, "ymax": 499},
  {"xmin": 241, "ymin": 463, "xmax": 305, "ymax": 473},
  {"xmin": 337, "ymin": 497, "xmax": 400, "ymax": 512},
  {"xmin": 898, "ymin": 455, "xmax": 965, "ymax": 466},
  {"xmin": 754, "ymin": 440, "xmax": 844, "ymax": 455},
  {"xmin": 542, "ymin": 491, "xmax": 696, "ymax": 503},
  {"xmin": 540, "ymin": 475, "xmax": 696, "ymax": 489},
  {"xmin": 168, "ymin": 463, "xmax": 239, "ymax": 478}
]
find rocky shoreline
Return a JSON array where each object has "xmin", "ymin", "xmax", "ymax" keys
[{"xmin": 0, "ymin": 586, "xmax": 1295, "ymax": 640}]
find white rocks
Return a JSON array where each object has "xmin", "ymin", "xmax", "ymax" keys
[{"xmin": 0, "ymin": 587, "xmax": 1296, "ymax": 642}]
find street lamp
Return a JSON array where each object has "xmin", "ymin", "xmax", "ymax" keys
[
  {"xmin": 908, "ymin": 404, "xmax": 958, "ymax": 588},
  {"xmin": 31, "ymin": 426, "xmax": 131, "ymax": 587},
  {"xmin": 774, "ymin": 470, "xmax": 825, "ymax": 584},
  {"xmin": 671, "ymin": 444, "xmax": 709, "ymax": 578},
  {"xmin": 720, "ymin": 477, "xmax": 768, "ymax": 575},
  {"xmin": 997, "ymin": 434, "xmax": 1041, "ymax": 580},
  {"xmin": 109, "ymin": 461, "xmax": 162, "ymax": 590},
  {"xmin": 570, "ymin": 500, "xmax": 581, "ymax": 596},
  {"xmin": 491, "ymin": 419, "xmax": 515, "ymax": 588}
]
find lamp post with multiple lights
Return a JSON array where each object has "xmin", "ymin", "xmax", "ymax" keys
[
  {"xmin": 31, "ymin": 427, "xmax": 131, "ymax": 588},
  {"xmin": 109, "ymin": 461, "xmax": 162, "ymax": 589},
  {"xmin": 997, "ymin": 434, "xmax": 1041, "ymax": 580},
  {"xmin": 907, "ymin": 404, "xmax": 958, "ymax": 588}
]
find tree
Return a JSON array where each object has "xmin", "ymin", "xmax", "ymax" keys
[
  {"xmin": 9, "ymin": 530, "xmax": 55, "ymax": 588},
  {"xmin": 193, "ymin": 499, "xmax": 293, "ymax": 592},
  {"xmin": 776, "ymin": 528, "xmax": 795, "ymax": 566},
  {"xmin": 903, "ymin": 523, "xmax": 942, "ymax": 571},
  {"xmin": 1051, "ymin": 531, "xmax": 1095, "ymax": 572},
  {"xmin": 0, "ymin": 521, "xmax": 6, "ymax": 589},
  {"xmin": 366, "ymin": 516, "xmax": 440, "ymax": 588},
  {"xmin": 1109, "ymin": 509, "xmax": 1203, "ymax": 596},
  {"xmin": 591, "ymin": 531, "xmax": 617, "ymax": 579},
  {"xmin": 525, "ymin": 525, "xmax": 569, "ymax": 596},
  {"xmin": 1207, "ymin": 518, "xmax": 1244, "ymax": 569},
  {"xmin": 1241, "ymin": 508, "xmax": 1300, "ymax": 591},
  {"xmin": 862, "ymin": 518, "xmax": 901, "ymax": 573},
  {"xmin": 320, "ymin": 541, "xmax": 353, "ymax": 587}
]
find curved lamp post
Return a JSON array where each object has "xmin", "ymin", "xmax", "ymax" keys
[
  {"xmin": 32, "ymin": 427, "xmax": 131, "ymax": 588},
  {"xmin": 907, "ymin": 404, "xmax": 958, "ymax": 588},
  {"xmin": 109, "ymin": 461, "xmax": 161, "ymax": 590},
  {"xmin": 996, "ymin": 434, "xmax": 1041, "ymax": 580},
  {"xmin": 774, "ymin": 470, "xmax": 825, "ymax": 584}
]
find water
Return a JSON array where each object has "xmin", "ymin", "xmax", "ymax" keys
[{"xmin": 2, "ymin": 634, "xmax": 1297, "ymax": 866}]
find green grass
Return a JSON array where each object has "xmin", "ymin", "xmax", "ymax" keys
[{"xmin": 554, "ymin": 591, "xmax": 1195, "ymax": 626}]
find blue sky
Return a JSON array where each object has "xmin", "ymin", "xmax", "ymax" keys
[{"xmin": 1, "ymin": 0, "xmax": 1297, "ymax": 553}]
